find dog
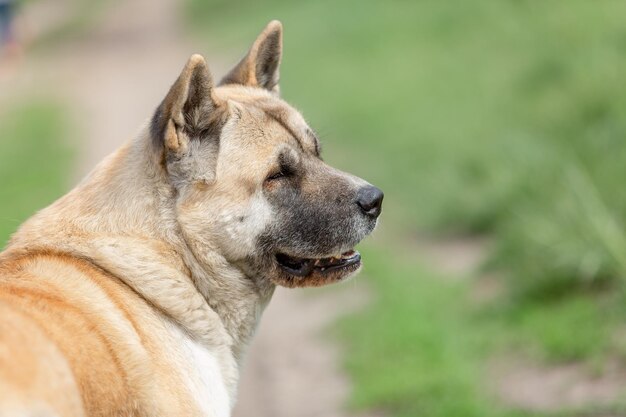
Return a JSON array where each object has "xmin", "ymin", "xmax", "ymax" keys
[{"xmin": 0, "ymin": 20, "xmax": 383, "ymax": 417}]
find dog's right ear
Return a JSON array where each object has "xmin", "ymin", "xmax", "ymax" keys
[
  {"xmin": 220, "ymin": 20, "xmax": 283, "ymax": 93},
  {"xmin": 150, "ymin": 54, "xmax": 222, "ymax": 155}
]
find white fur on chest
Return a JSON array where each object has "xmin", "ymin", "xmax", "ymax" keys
[{"xmin": 167, "ymin": 324, "xmax": 232, "ymax": 417}]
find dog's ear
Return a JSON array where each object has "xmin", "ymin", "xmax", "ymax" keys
[
  {"xmin": 151, "ymin": 54, "xmax": 222, "ymax": 155},
  {"xmin": 220, "ymin": 20, "xmax": 283, "ymax": 93}
]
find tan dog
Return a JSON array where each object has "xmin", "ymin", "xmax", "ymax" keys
[{"xmin": 0, "ymin": 21, "xmax": 383, "ymax": 417}]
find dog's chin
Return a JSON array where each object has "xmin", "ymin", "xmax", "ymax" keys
[{"xmin": 269, "ymin": 250, "xmax": 362, "ymax": 288}]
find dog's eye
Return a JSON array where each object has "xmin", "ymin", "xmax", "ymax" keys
[
  {"xmin": 266, "ymin": 153, "xmax": 297, "ymax": 183},
  {"xmin": 266, "ymin": 163, "xmax": 295, "ymax": 182},
  {"xmin": 266, "ymin": 170, "xmax": 286, "ymax": 181}
]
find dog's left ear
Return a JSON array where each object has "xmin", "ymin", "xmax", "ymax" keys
[
  {"xmin": 151, "ymin": 54, "xmax": 221, "ymax": 155},
  {"xmin": 220, "ymin": 20, "xmax": 283, "ymax": 93}
]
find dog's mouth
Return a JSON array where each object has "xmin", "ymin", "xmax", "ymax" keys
[{"xmin": 275, "ymin": 250, "xmax": 361, "ymax": 277}]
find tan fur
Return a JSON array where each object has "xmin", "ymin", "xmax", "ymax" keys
[
  {"xmin": 0, "ymin": 252, "xmax": 201, "ymax": 416},
  {"xmin": 0, "ymin": 21, "xmax": 379, "ymax": 417}
]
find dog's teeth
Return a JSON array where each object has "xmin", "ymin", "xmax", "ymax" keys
[{"xmin": 341, "ymin": 250, "xmax": 355, "ymax": 259}]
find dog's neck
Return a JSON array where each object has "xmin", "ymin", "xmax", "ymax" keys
[{"xmin": 6, "ymin": 128, "xmax": 275, "ymax": 395}]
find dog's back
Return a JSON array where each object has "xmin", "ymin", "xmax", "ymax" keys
[
  {"xmin": 0, "ymin": 251, "xmax": 200, "ymax": 417},
  {"xmin": 0, "ymin": 259, "xmax": 84, "ymax": 416}
]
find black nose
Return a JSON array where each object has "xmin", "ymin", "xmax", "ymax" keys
[{"xmin": 356, "ymin": 185, "xmax": 384, "ymax": 218}]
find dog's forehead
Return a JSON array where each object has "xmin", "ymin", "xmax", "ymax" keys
[{"xmin": 216, "ymin": 85, "xmax": 320, "ymax": 155}]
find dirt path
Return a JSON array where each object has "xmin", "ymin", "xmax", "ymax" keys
[
  {"xmin": 235, "ymin": 287, "xmax": 369, "ymax": 417},
  {"xmin": 4, "ymin": 2, "xmax": 364, "ymax": 416}
]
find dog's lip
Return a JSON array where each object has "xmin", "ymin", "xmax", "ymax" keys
[{"xmin": 275, "ymin": 250, "xmax": 361, "ymax": 277}]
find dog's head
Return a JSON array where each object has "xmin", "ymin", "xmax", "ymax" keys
[{"xmin": 150, "ymin": 21, "xmax": 383, "ymax": 288}]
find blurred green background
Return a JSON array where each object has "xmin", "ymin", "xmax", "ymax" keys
[{"xmin": 3, "ymin": 0, "xmax": 626, "ymax": 416}]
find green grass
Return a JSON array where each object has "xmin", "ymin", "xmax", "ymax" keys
[
  {"xmin": 336, "ymin": 246, "xmax": 522, "ymax": 417},
  {"xmin": 337, "ymin": 242, "xmax": 626, "ymax": 417},
  {"xmin": 0, "ymin": 99, "xmax": 73, "ymax": 247},
  {"xmin": 185, "ymin": 1, "xmax": 626, "ymax": 415}
]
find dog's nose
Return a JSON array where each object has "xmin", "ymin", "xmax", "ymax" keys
[{"xmin": 356, "ymin": 185, "xmax": 384, "ymax": 218}]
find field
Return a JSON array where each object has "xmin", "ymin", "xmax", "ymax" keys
[{"xmin": 186, "ymin": 1, "xmax": 626, "ymax": 415}]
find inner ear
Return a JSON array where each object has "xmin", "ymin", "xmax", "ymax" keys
[
  {"xmin": 151, "ymin": 54, "xmax": 222, "ymax": 155},
  {"xmin": 219, "ymin": 20, "xmax": 283, "ymax": 93}
]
